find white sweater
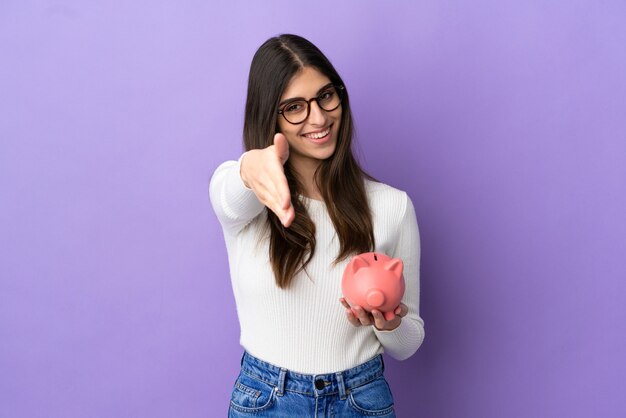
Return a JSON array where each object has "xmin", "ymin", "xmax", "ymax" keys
[{"xmin": 209, "ymin": 155, "xmax": 424, "ymax": 374}]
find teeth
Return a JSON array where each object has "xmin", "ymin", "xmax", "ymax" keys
[{"xmin": 304, "ymin": 128, "xmax": 330, "ymax": 139}]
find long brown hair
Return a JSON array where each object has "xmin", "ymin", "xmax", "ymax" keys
[{"xmin": 243, "ymin": 34, "xmax": 375, "ymax": 288}]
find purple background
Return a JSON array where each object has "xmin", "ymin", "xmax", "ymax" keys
[{"xmin": 1, "ymin": 1, "xmax": 625, "ymax": 417}]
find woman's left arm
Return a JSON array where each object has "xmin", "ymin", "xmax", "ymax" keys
[
  {"xmin": 339, "ymin": 193, "xmax": 425, "ymax": 360},
  {"xmin": 373, "ymin": 194, "xmax": 425, "ymax": 360}
]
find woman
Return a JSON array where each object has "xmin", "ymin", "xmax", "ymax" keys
[{"xmin": 209, "ymin": 34, "xmax": 424, "ymax": 417}]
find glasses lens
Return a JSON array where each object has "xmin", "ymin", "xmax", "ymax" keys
[
  {"xmin": 282, "ymin": 100, "xmax": 308, "ymax": 124},
  {"xmin": 318, "ymin": 86, "xmax": 341, "ymax": 112}
]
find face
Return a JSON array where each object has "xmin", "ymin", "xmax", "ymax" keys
[{"xmin": 277, "ymin": 67, "xmax": 342, "ymax": 176}]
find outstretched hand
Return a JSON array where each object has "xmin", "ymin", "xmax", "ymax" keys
[
  {"xmin": 240, "ymin": 133, "xmax": 295, "ymax": 227},
  {"xmin": 339, "ymin": 297, "xmax": 408, "ymax": 331}
]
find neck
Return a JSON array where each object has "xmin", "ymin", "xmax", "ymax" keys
[{"xmin": 290, "ymin": 157, "xmax": 323, "ymax": 201}]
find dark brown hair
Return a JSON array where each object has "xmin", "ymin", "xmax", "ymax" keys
[{"xmin": 243, "ymin": 34, "xmax": 375, "ymax": 288}]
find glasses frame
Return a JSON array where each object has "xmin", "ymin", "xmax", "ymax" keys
[{"xmin": 277, "ymin": 85, "xmax": 345, "ymax": 125}]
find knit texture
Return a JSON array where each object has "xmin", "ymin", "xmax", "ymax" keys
[{"xmin": 209, "ymin": 155, "xmax": 424, "ymax": 374}]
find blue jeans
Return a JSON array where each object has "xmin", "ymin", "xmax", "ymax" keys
[{"xmin": 228, "ymin": 351, "xmax": 396, "ymax": 417}]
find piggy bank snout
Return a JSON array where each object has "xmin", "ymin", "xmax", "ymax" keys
[
  {"xmin": 342, "ymin": 252, "xmax": 405, "ymax": 313},
  {"xmin": 366, "ymin": 289, "xmax": 385, "ymax": 308}
]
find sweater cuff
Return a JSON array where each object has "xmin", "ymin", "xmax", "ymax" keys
[
  {"xmin": 222, "ymin": 154, "xmax": 264, "ymax": 218},
  {"xmin": 373, "ymin": 318, "xmax": 423, "ymax": 359}
]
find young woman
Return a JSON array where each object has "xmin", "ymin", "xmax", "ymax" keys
[{"xmin": 209, "ymin": 34, "xmax": 424, "ymax": 417}]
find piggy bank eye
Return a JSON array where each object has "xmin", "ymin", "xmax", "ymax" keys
[{"xmin": 374, "ymin": 254, "xmax": 378, "ymax": 261}]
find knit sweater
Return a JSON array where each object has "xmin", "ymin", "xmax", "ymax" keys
[{"xmin": 209, "ymin": 154, "xmax": 425, "ymax": 374}]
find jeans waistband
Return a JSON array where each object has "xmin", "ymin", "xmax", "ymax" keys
[{"xmin": 239, "ymin": 351, "xmax": 385, "ymax": 399}]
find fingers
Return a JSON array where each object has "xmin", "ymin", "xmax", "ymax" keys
[
  {"xmin": 371, "ymin": 310, "xmax": 390, "ymax": 330},
  {"xmin": 340, "ymin": 298, "xmax": 373, "ymax": 327},
  {"xmin": 371, "ymin": 310, "xmax": 401, "ymax": 330},
  {"xmin": 345, "ymin": 308, "xmax": 361, "ymax": 327},
  {"xmin": 280, "ymin": 205, "xmax": 295, "ymax": 228},
  {"xmin": 340, "ymin": 298, "xmax": 361, "ymax": 327},
  {"xmin": 263, "ymin": 172, "xmax": 293, "ymax": 227},
  {"xmin": 239, "ymin": 136, "xmax": 294, "ymax": 227},
  {"xmin": 352, "ymin": 306, "xmax": 374, "ymax": 326},
  {"xmin": 273, "ymin": 133, "xmax": 290, "ymax": 165},
  {"xmin": 396, "ymin": 303, "xmax": 409, "ymax": 318},
  {"xmin": 339, "ymin": 298, "xmax": 404, "ymax": 331},
  {"xmin": 250, "ymin": 168, "xmax": 292, "ymax": 226},
  {"xmin": 268, "ymin": 133, "xmax": 293, "ymax": 226}
]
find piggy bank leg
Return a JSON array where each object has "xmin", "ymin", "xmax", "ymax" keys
[{"xmin": 383, "ymin": 310, "xmax": 396, "ymax": 321}]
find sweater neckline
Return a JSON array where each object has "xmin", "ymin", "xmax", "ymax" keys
[{"xmin": 300, "ymin": 195, "xmax": 324, "ymax": 205}]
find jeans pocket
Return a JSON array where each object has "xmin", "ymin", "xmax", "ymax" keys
[
  {"xmin": 229, "ymin": 373, "xmax": 276, "ymax": 414},
  {"xmin": 348, "ymin": 376, "xmax": 395, "ymax": 416}
]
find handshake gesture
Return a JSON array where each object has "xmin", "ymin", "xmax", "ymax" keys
[{"xmin": 240, "ymin": 133, "xmax": 295, "ymax": 227}]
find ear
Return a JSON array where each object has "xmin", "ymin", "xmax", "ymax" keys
[
  {"xmin": 384, "ymin": 258, "xmax": 404, "ymax": 278},
  {"xmin": 349, "ymin": 255, "xmax": 370, "ymax": 275}
]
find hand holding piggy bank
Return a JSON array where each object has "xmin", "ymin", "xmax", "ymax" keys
[{"xmin": 341, "ymin": 252, "xmax": 405, "ymax": 321}]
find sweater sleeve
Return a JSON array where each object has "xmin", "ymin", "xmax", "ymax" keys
[
  {"xmin": 208, "ymin": 153, "xmax": 266, "ymax": 236},
  {"xmin": 373, "ymin": 193, "xmax": 425, "ymax": 360}
]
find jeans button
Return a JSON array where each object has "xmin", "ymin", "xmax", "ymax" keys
[{"xmin": 314, "ymin": 378, "xmax": 325, "ymax": 390}]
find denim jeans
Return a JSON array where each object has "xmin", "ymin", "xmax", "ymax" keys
[{"xmin": 228, "ymin": 351, "xmax": 396, "ymax": 417}]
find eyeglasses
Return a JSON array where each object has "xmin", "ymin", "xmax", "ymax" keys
[{"xmin": 277, "ymin": 84, "xmax": 344, "ymax": 125}]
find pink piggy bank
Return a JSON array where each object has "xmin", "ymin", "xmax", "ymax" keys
[{"xmin": 342, "ymin": 252, "xmax": 405, "ymax": 321}]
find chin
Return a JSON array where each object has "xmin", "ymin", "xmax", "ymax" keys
[{"xmin": 319, "ymin": 146, "xmax": 338, "ymax": 161}]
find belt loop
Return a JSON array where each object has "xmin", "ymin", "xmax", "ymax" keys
[
  {"xmin": 335, "ymin": 372, "xmax": 347, "ymax": 400},
  {"xmin": 276, "ymin": 368, "xmax": 287, "ymax": 396},
  {"xmin": 380, "ymin": 354, "xmax": 385, "ymax": 372}
]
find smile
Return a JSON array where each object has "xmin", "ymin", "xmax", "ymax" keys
[{"xmin": 302, "ymin": 125, "xmax": 332, "ymax": 141}]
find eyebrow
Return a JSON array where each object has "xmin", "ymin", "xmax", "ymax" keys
[{"xmin": 278, "ymin": 83, "xmax": 334, "ymax": 107}]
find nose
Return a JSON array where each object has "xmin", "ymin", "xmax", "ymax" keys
[{"xmin": 308, "ymin": 100, "xmax": 327, "ymax": 126}]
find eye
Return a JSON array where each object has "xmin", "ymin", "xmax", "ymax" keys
[
  {"xmin": 284, "ymin": 101, "xmax": 305, "ymax": 113},
  {"xmin": 319, "ymin": 90, "xmax": 334, "ymax": 101}
]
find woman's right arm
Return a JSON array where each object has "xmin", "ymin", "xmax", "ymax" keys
[{"xmin": 209, "ymin": 133, "xmax": 295, "ymax": 236}]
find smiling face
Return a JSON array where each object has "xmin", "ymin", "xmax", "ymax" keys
[{"xmin": 277, "ymin": 66, "xmax": 342, "ymax": 178}]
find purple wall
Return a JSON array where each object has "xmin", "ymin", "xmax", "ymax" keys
[{"xmin": 1, "ymin": 1, "xmax": 625, "ymax": 417}]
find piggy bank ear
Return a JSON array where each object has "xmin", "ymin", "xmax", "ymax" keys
[
  {"xmin": 349, "ymin": 255, "xmax": 370, "ymax": 275},
  {"xmin": 384, "ymin": 258, "xmax": 404, "ymax": 278}
]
